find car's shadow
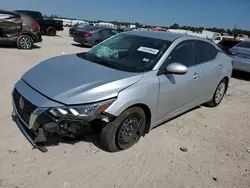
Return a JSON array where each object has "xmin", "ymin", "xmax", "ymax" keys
[
  {"xmin": 45, "ymin": 106, "xmax": 202, "ymax": 152},
  {"xmin": 0, "ymin": 44, "xmax": 41, "ymax": 49},
  {"xmin": 232, "ymin": 70, "xmax": 250, "ymax": 81},
  {"xmin": 71, "ymin": 43, "xmax": 91, "ymax": 48},
  {"xmin": 45, "ymin": 133, "xmax": 105, "ymax": 151},
  {"xmin": 151, "ymin": 106, "xmax": 201, "ymax": 131}
]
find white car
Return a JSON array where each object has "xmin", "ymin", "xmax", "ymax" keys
[{"xmin": 213, "ymin": 36, "xmax": 234, "ymax": 44}]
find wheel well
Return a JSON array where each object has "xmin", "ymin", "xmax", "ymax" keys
[
  {"xmin": 17, "ymin": 33, "xmax": 34, "ymax": 42},
  {"xmin": 48, "ymin": 25, "xmax": 55, "ymax": 29},
  {"xmin": 223, "ymin": 76, "xmax": 229, "ymax": 93},
  {"xmin": 131, "ymin": 103, "xmax": 151, "ymax": 136}
]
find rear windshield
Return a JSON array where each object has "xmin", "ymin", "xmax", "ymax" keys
[
  {"xmin": 77, "ymin": 34, "xmax": 172, "ymax": 72},
  {"xmin": 236, "ymin": 41, "xmax": 250, "ymax": 49}
]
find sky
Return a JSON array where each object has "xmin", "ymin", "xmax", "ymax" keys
[{"xmin": 1, "ymin": 0, "xmax": 250, "ymax": 30}]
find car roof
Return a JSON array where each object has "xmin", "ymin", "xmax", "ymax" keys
[
  {"xmin": 15, "ymin": 10, "xmax": 40, "ymax": 13},
  {"xmin": 0, "ymin": 10, "xmax": 21, "ymax": 15},
  {"xmin": 124, "ymin": 30, "xmax": 198, "ymax": 42}
]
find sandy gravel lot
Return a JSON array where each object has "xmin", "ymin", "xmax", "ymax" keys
[{"xmin": 0, "ymin": 28, "xmax": 250, "ymax": 188}]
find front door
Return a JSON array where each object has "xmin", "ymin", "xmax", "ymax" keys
[
  {"xmin": 157, "ymin": 40, "xmax": 203, "ymax": 119},
  {"xmin": 0, "ymin": 12, "xmax": 22, "ymax": 37}
]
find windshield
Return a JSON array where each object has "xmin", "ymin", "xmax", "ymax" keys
[
  {"xmin": 236, "ymin": 41, "xmax": 250, "ymax": 49},
  {"xmin": 77, "ymin": 34, "xmax": 171, "ymax": 72},
  {"xmin": 78, "ymin": 23, "xmax": 88, "ymax": 27}
]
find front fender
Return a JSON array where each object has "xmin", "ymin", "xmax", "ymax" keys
[{"xmin": 105, "ymin": 71, "xmax": 160, "ymax": 127}]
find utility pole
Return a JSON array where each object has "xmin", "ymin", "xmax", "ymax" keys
[{"xmin": 233, "ymin": 24, "xmax": 236, "ymax": 35}]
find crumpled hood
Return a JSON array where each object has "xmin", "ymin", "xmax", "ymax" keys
[{"xmin": 22, "ymin": 54, "xmax": 143, "ymax": 105}]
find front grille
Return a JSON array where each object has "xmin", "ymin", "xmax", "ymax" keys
[{"xmin": 13, "ymin": 89, "xmax": 37, "ymax": 126}]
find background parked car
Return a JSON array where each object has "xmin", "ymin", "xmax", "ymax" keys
[
  {"xmin": 217, "ymin": 38, "xmax": 240, "ymax": 55},
  {"xmin": 213, "ymin": 36, "xmax": 234, "ymax": 44},
  {"xmin": 229, "ymin": 40, "xmax": 250, "ymax": 73},
  {"xmin": 0, "ymin": 10, "xmax": 42, "ymax": 49},
  {"xmin": 14, "ymin": 10, "xmax": 63, "ymax": 36},
  {"xmin": 69, "ymin": 22, "xmax": 89, "ymax": 36},
  {"xmin": 73, "ymin": 26, "xmax": 119, "ymax": 47}
]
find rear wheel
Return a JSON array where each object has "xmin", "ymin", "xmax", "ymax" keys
[
  {"xmin": 205, "ymin": 79, "xmax": 227, "ymax": 107},
  {"xmin": 46, "ymin": 27, "xmax": 57, "ymax": 36},
  {"xmin": 100, "ymin": 107, "xmax": 146, "ymax": 152},
  {"xmin": 16, "ymin": 35, "xmax": 34, "ymax": 49}
]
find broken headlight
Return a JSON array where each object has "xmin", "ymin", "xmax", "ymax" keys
[{"xmin": 49, "ymin": 98, "xmax": 116, "ymax": 119}]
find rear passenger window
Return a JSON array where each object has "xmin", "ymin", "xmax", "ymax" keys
[
  {"xmin": 167, "ymin": 41, "xmax": 195, "ymax": 67},
  {"xmin": 195, "ymin": 41, "xmax": 218, "ymax": 63}
]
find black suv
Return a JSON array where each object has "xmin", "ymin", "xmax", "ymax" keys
[
  {"xmin": 0, "ymin": 10, "xmax": 42, "ymax": 49},
  {"xmin": 15, "ymin": 10, "xmax": 63, "ymax": 36}
]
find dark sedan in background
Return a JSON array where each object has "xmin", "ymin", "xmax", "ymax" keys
[
  {"xmin": 73, "ymin": 26, "xmax": 119, "ymax": 47},
  {"xmin": 69, "ymin": 23, "xmax": 89, "ymax": 36}
]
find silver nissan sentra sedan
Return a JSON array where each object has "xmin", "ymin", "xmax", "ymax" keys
[{"xmin": 12, "ymin": 31, "xmax": 233, "ymax": 152}]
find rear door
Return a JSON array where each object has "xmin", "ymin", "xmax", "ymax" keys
[
  {"xmin": 157, "ymin": 40, "xmax": 203, "ymax": 118},
  {"xmin": 194, "ymin": 40, "xmax": 222, "ymax": 100},
  {"xmin": 0, "ymin": 12, "xmax": 22, "ymax": 37}
]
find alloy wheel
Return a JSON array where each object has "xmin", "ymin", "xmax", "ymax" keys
[
  {"xmin": 215, "ymin": 82, "xmax": 226, "ymax": 104},
  {"xmin": 19, "ymin": 37, "xmax": 33, "ymax": 49}
]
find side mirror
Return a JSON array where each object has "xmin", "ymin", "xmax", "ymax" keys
[{"xmin": 166, "ymin": 62, "xmax": 187, "ymax": 75}]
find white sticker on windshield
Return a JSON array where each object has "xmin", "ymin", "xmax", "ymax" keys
[
  {"xmin": 142, "ymin": 58, "xmax": 150, "ymax": 62},
  {"xmin": 137, "ymin": 47, "xmax": 159, "ymax": 55}
]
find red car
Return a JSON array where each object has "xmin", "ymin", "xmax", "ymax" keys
[{"xmin": 151, "ymin": 27, "xmax": 167, "ymax": 31}]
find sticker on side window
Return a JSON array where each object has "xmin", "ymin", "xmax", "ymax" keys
[{"xmin": 137, "ymin": 47, "xmax": 159, "ymax": 55}]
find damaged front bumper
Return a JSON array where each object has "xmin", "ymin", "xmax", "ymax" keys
[{"xmin": 12, "ymin": 89, "xmax": 115, "ymax": 152}]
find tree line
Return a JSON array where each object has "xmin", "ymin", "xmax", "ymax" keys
[{"xmin": 44, "ymin": 14, "xmax": 250, "ymax": 37}]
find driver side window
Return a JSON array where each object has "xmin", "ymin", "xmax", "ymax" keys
[{"xmin": 167, "ymin": 41, "xmax": 195, "ymax": 67}]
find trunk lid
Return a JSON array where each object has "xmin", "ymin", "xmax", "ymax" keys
[{"xmin": 230, "ymin": 47, "xmax": 250, "ymax": 61}]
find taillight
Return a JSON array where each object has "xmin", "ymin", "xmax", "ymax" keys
[
  {"xmin": 32, "ymin": 23, "xmax": 40, "ymax": 30},
  {"xmin": 83, "ymin": 32, "xmax": 92, "ymax": 37}
]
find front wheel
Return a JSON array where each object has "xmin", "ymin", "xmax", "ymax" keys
[
  {"xmin": 205, "ymin": 79, "xmax": 227, "ymax": 107},
  {"xmin": 100, "ymin": 107, "xmax": 146, "ymax": 152},
  {"xmin": 16, "ymin": 35, "xmax": 34, "ymax": 49}
]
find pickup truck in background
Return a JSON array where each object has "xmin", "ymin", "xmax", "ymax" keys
[{"xmin": 14, "ymin": 10, "xmax": 63, "ymax": 36}]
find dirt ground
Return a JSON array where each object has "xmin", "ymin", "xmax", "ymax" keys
[{"xmin": 0, "ymin": 28, "xmax": 250, "ymax": 188}]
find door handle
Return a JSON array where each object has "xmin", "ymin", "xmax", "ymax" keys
[
  {"xmin": 192, "ymin": 72, "xmax": 199, "ymax": 79},
  {"xmin": 218, "ymin": 64, "xmax": 222, "ymax": 70}
]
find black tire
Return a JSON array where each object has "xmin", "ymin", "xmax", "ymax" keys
[
  {"xmin": 46, "ymin": 27, "xmax": 57, "ymax": 36},
  {"xmin": 100, "ymin": 107, "xmax": 146, "ymax": 152},
  {"xmin": 16, "ymin": 35, "xmax": 34, "ymax": 49},
  {"xmin": 205, "ymin": 78, "xmax": 227, "ymax": 107}
]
